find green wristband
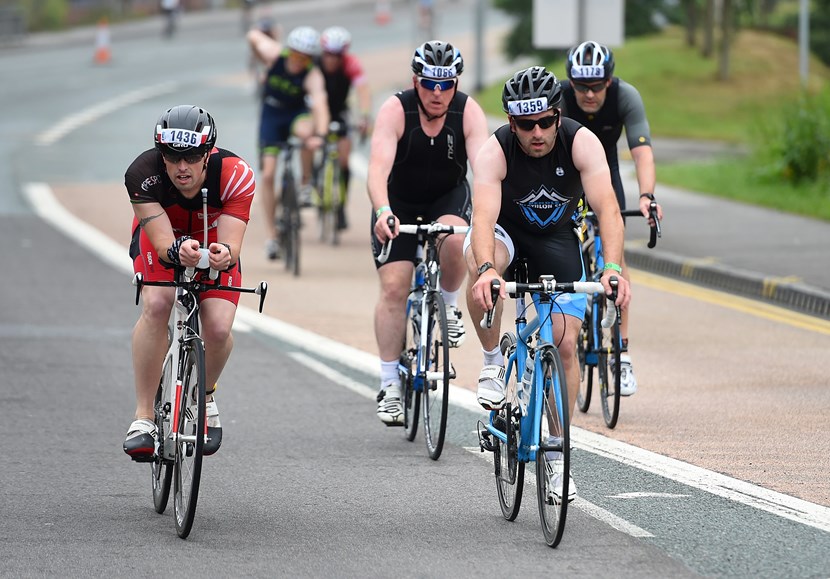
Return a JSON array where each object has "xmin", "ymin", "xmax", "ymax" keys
[
  {"xmin": 375, "ymin": 205, "xmax": 392, "ymax": 219},
  {"xmin": 603, "ymin": 262, "xmax": 622, "ymax": 274}
]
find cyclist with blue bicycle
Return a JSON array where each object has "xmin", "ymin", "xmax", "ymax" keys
[
  {"xmin": 369, "ymin": 40, "xmax": 489, "ymax": 425},
  {"xmin": 123, "ymin": 105, "xmax": 256, "ymax": 461},
  {"xmin": 561, "ymin": 41, "xmax": 664, "ymax": 396},
  {"xmin": 465, "ymin": 67, "xmax": 630, "ymax": 497},
  {"xmin": 248, "ymin": 25, "xmax": 330, "ymax": 260}
]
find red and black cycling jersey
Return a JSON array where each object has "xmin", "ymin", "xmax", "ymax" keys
[
  {"xmin": 125, "ymin": 147, "xmax": 256, "ymax": 240},
  {"xmin": 321, "ymin": 53, "xmax": 366, "ymax": 119}
]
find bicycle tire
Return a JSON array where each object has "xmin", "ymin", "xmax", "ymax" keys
[
  {"xmin": 402, "ymin": 300, "xmax": 420, "ymax": 441},
  {"xmin": 173, "ymin": 337, "xmax": 206, "ymax": 539},
  {"xmin": 152, "ymin": 357, "xmax": 174, "ymax": 514},
  {"xmin": 423, "ymin": 291, "xmax": 450, "ymax": 460},
  {"xmin": 597, "ymin": 297, "xmax": 622, "ymax": 429},
  {"xmin": 576, "ymin": 303, "xmax": 593, "ymax": 413},
  {"xmin": 282, "ymin": 172, "xmax": 301, "ymax": 277},
  {"xmin": 318, "ymin": 154, "xmax": 341, "ymax": 246},
  {"xmin": 536, "ymin": 346, "xmax": 570, "ymax": 548},
  {"xmin": 495, "ymin": 402, "xmax": 524, "ymax": 521}
]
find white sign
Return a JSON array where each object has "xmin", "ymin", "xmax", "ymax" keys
[{"xmin": 532, "ymin": 0, "xmax": 624, "ymax": 49}]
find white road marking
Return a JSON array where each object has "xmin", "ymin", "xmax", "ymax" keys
[
  {"xmin": 35, "ymin": 81, "xmax": 178, "ymax": 146},
  {"xmin": 608, "ymin": 492, "xmax": 690, "ymax": 499},
  {"xmin": 463, "ymin": 447, "xmax": 654, "ymax": 538},
  {"xmin": 23, "ymin": 179, "xmax": 830, "ymax": 537}
]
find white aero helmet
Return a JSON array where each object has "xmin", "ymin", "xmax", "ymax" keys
[
  {"xmin": 321, "ymin": 26, "xmax": 351, "ymax": 54},
  {"xmin": 286, "ymin": 26, "xmax": 321, "ymax": 56}
]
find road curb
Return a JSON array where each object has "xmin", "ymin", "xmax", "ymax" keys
[{"xmin": 627, "ymin": 246, "xmax": 830, "ymax": 320}]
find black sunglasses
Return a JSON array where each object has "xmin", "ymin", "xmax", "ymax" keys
[
  {"xmin": 162, "ymin": 151, "xmax": 205, "ymax": 164},
  {"xmin": 512, "ymin": 112, "xmax": 559, "ymax": 132},
  {"xmin": 573, "ymin": 81, "xmax": 607, "ymax": 94}
]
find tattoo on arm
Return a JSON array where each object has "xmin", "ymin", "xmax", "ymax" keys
[{"xmin": 138, "ymin": 212, "xmax": 165, "ymax": 228}]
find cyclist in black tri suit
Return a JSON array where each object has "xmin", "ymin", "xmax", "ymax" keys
[
  {"xmin": 560, "ymin": 41, "xmax": 663, "ymax": 396},
  {"xmin": 248, "ymin": 25, "xmax": 329, "ymax": 260},
  {"xmin": 465, "ymin": 67, "xmax": 631, "ymax": 501},
  {"xmin": 318, "ymin": 26, "xmax": 372, "ymax": 230},
  {"xmin": 368, "ymin": 40, "xmax": 489, "ymax": 426}
]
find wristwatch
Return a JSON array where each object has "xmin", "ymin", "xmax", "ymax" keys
[{"xmin": 477, "ymin": 262, "xmax": 495, "ymax": 276}]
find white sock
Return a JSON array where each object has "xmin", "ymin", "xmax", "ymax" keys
[
  {"xmin": 441, "ymin": 287, "xmax": 459, "ymax": 308},
  {"xmin": 483, "ymin": 345, "xmax": 503, "ymax": 367},
  {"xmin": 380, "ymin": 359, "xmax": 398, "ymax": 389}
]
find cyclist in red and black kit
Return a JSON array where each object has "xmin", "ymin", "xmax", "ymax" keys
[
  {"xmin": 318, "ymin": 26, "xmax": 372, "ymax": 230},
  {"xmin": 561, "ymin": 41, "xmax": 664, "ymax": 397},
  {"xmin": 123, "ymin": 105, "xmax": 256, "ymax": 462}
]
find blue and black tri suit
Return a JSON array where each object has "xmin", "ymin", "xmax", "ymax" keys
[
  {"xmin": 494, "ymin": 116, "xmax": 587, "ymax": 286},
  {"xmin": 258, "ymin": 51, "xmax": 312, "ymax": 156},
  {"xmin": 372, "ymin": 88, "xmax": 473, "ymax": 266}
]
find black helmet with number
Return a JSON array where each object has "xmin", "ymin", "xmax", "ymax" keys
[
  {"xmin": 566, "ymin": 41, "xmax": 615, "ymax": 82},
  {"xmin": 501, "ymin": 66, "xmax": 562, "ymax": 113},
  {"xmin": 154, "ymin": 105, "xmax": 217, "ymax": 156},
  {"xmin": 411, "ymin": 40, "xmax": 464, "ymax": 78}
]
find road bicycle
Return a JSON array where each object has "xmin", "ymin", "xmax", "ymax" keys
[
  {"xmin": 313, "ymin": 121, "xmax": 346, "ymax": 246},
  {"xmin": 477, "ymin": 262, "xmax": 617, "ymax": 547},
  {"xmin": 576, "ymin": 202, "xmax": 661, "ymax": 428},
  {"xmin": 276, "ymin": 138, "xmax": 304, "ymax": 277},
  {"xmin": 377, "ymin": 216, "xmax": 469, "ymax": 460},
  {"xmin": 132, "ymin": 189, "xmax": 268, "ymax": 538}
]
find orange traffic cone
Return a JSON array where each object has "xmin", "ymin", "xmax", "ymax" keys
[
  {"xmin": 375, "ymin": 0, "xmax": 391, "ymax": 25},
  {"xmin": 93, "ymin": 16, "xmax": 111, "ymax": 64}
]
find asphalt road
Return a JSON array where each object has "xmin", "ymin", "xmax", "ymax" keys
[{"xmin": 2, "ymin": 1, "xmax": 830, "ymax": 576}]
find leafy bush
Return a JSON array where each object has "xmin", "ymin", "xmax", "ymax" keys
[{"xmin": 753, "ymin": 89, "xmax": 830, "ymax": 184}]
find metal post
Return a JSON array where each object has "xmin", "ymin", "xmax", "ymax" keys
[
  {"xmin": 799, "ymin": 0, "xmax": 809, "ymax": 87},
  {"xmin": 474, "ymin": 0, "xmax": 485, "ymax": 93}
]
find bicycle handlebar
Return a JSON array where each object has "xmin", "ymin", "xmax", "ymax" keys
[
  {"xmin": 479, "ymin": 277, "xmax": 618, "ymax": 330},
  {"xmin": 377, "ymin": 217, "xmax": 470, "ymax": 264},
  {"xmin": 132, "ymin": 272, "xmax": 269, "ymax": 313},
  {"xmin": 619, "ymin": 200, "xmax": 661, "ymax": 248}
]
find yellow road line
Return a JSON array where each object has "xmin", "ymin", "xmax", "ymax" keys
[{"xmin": 631, "ymin": 269, "xmax": 830, "ymax": 335}]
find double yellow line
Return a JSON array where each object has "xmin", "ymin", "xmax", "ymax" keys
[{"xmin": 631, "ymin": 269, "xmax": 830, "ymax": 336}]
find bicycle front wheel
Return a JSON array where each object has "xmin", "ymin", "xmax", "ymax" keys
[
  {"xmin": 597, "ymin": 297, "xmax": 621, "ymax": 429},
  {"xmin": 318, "ymin": 155, "xmax": 341, "ymax": 246},
  {"xmin": 576, "ymin": 301, "xmax": 593, "ymax": 413},
  {"xmin": 401, "ymin": 304, "xmax": 420, "ymax": 442},
  {"xmin": 152, "ymin": 356, "xmax": 173, "ymax": 514},
  {"xmin": 173, "ymin": 338, "xmax": 206, "ymax": 539},
  {"xmin": 536, "ymin": 346, "xmax": 570, "ymax": 548},
  {"xmin": 422, "ymin": 291, "xmax": 450, "ymax": 460},
  {"xmin": 495, "ymin": 402, "xmax": 524, "ymax": 521}
]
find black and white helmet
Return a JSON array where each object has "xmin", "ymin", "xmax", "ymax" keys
[
  {"xmin": 501, "ymin": 66, "xmax": 561, "ymax": 115},
  {"xmin": 286, "ymin": 26, "xmax": 321, "ymax": 56},
  {"xmin": 411, "ymin": 40, "xmax": 464, "ymax": 79},
  {"xmin": 154, "ymin": 105, "xmax": 217, "ymax": 156},
  {"xmin": 566, "ymin": 41, "xmax": 615, "ymax": 82}
]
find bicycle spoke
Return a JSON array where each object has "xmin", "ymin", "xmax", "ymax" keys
[{"xmin": 423, "ymin": 292, "xmax": 449, "ymax": 460}]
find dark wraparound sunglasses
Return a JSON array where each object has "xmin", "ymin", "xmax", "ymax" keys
[
  {"xmin": 512, "ymin": 111, "xmax": 559, "ymax": 132},
  {"xmin": 162, "ymin": 151, "xmax": 206, "ymax": 164},
  {"xmin": 573, "ymin": 81, "xmax": 607, "ymax": 94},
  {"xmin": 418, "ymin": 77, "xmax": 457, "ymax": 91}
]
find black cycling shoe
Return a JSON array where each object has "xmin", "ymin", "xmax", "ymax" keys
[{"xmin": 123, "ymin": 419, "xmax": 157, "ymax": 462}]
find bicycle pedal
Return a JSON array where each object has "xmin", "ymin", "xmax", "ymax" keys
[
  {"xmin": 383, "ymin": 420, "xmax": 404, "ymax": 428},
  {"xmin": 477, "ymin": 420, "xmax": 494, "ymax": 452}
]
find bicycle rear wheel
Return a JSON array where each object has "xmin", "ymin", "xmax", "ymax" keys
[
  {"xmin": 495, "ymin": 402, "xmax": 524, "ymax": 521},
  {"xmin": 423, "ymin": 291, "xmax": 450, "ymax": 460},
  {"xmin": 536, "ymin": 346, "xmax": 570, "ymax": 548},
  {"xmin": 282, "ymin": 175, "xmax": 301, "ymax": 277},
  {"xmin": 401, "ymin": 304, "xmax": 420, "ymax": 441},
  {"xmin": 173, "ymin": 338, "xmax": 206, "ymax": 539},
  {"xmin": 597, "ymin": 297, "xmax": 622, "ymax": 429},
  {"xmin": 576, "ymin": 300, "xmax": 593, "ymax": 413}
]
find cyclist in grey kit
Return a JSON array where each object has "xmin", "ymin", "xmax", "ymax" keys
[
  {"xmin": 561, "ymin": 40, "xmax": 663, "ymax": 396},
  {"xmin": 368, "ymin": 40, "xmax": 489, "ymax": 426}
]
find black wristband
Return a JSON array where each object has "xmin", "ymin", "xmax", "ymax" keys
[
  {"xmin": 639, "ymin": 193, "xmax": 655, "ymax": 200},
  {"xmin": 166, "ymin": 235, "xmax": 191, "ymax": 266}
]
